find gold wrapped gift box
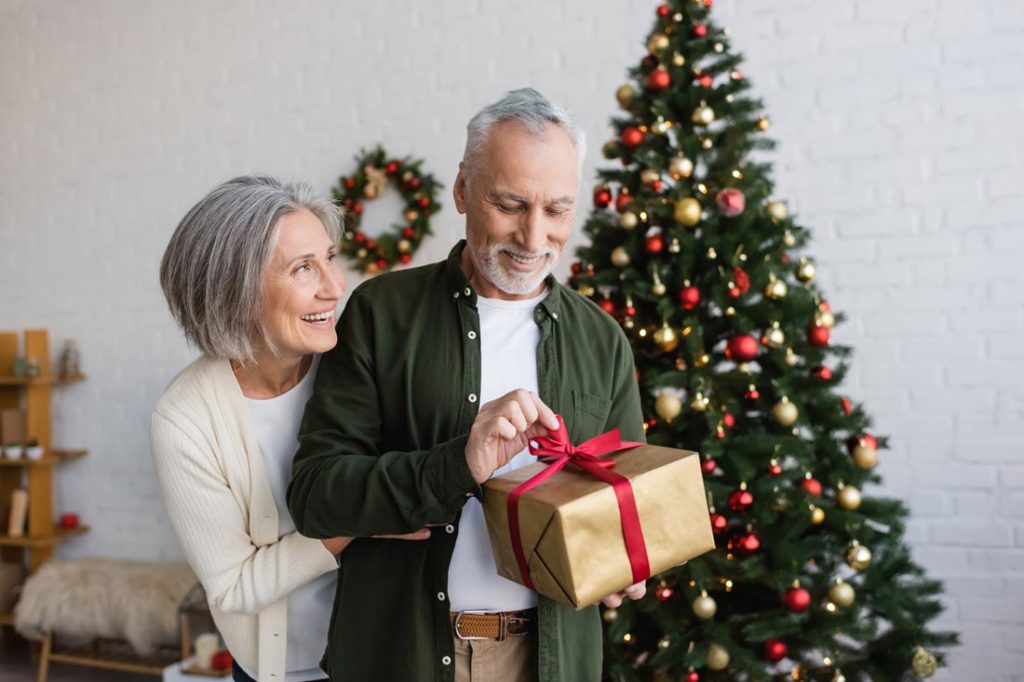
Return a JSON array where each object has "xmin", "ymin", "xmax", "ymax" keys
[{"xmin": 483, "ymin": 444, "xmax": 715, "ymax": 609}]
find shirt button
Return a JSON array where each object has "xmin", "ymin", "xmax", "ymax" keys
[
  {"xmin": 453, "ymin": 291, "xmax": 460, "ymax": 299},
  {"xmin": 445, "ymin": 524, "xmax": 455, "ymax": 534},
  {"xmin": 468, "ymin": 393, "xmax": 477, "ymax": 403},
  {"xmin": 551, "ymin": 312, "xmax": 559, "ymax": 319},
  {"xmin": 464, "ymin": 287, "xmax": 472, "ymax": 296},
  {"xmin": 465, "ymin": 492, "xmax": 474, "ymax": 498},
  {"xmin": 437, "ymin": 591, "xmax": 446, "ymax": 601},
  {"xmin": 442, "ymin": 656, "xmax": 452, "ymax": 666},
  {"xmin": 467, "ymin": 331, "xmax": 477, "ymax": 340}
]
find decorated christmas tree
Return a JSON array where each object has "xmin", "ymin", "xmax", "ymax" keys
[{"xmin": 569, "ymin": 2, "xmax": 957, "ymax": 680}]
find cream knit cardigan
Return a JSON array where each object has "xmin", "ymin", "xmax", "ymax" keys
[{"xmin": 150, "ymin": 356, "xmax": 338, "ymax": 680}]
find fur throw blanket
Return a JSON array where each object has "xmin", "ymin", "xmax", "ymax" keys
[{"xmin": 15, "ymin": 558, "xmax": 197, "ymax": 655}]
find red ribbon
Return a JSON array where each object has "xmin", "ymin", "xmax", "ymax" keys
[{"xmin": 506, "ymin": 416, "xmax": 650, "ymax": 592}]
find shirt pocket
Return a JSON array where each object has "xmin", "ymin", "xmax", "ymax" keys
[{"xmin": 568, "ymin": 390, "xmax": 613, "ymax": 443}]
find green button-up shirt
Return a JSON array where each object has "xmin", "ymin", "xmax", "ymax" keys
[{"xmin": 288, "ymin": 241, "xmax": 644, "ymax": 682}]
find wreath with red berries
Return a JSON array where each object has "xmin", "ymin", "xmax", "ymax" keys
[{"xmin": 331, "ymin": 146, "xmax": 441, "ymax": 274}]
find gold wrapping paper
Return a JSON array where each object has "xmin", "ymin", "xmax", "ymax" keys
[{"xmin": 483, "ymin": 444, "xmax": 715, "ymax": 609}]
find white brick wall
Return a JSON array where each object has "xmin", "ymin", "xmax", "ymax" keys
[{"xmin": 1, "ymin": 0, "xmax": 1021, "ymax": 677}]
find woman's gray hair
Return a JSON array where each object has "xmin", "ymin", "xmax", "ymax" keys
[
  {"xmin": 159, "ymin": 175, "xmax": 343, "ymax": 363},
  {"xmin": 462, "ymin": 88, "xmax": 586, "ymax": 182}
]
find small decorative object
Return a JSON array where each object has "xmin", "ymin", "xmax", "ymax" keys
[
  {"xmin": 211, "ymin": 650, "xmax": 233, "ymax": 671},
  {"xmin": 12, "ymin": 356, "xmax": 28, "ymax": 377},
  {"xmin": 59, "ymin": 512, "xmax": 80, "ymax": 529},
  {"xmin": 3, "ymin": 442, "xmax": 21, "ymax": 459},
  {"xmin": 716, "ymin": 188, "xmax": 745, "ymax": 217},
  {"xmin": 912, "ymin": 647, "xmax": 938, "ymax": 678},
  {"xmin": 59, "ymin": 340, "xmax": 81, "ymax": 377},
  {"xmin": 194, "ymin": 633, "xmax": 219, "ymax": 670},
  {"xmin": 24, "ymin": 439, "xmax": 44, "ymax": 461},
  {"xmin": 8, "ymin": 488, "xmax": 28, "ymax": 537},
  {"xmin": 25, "ymin": 357, "xmax": 41, "ymax": 377},
  {"xmin": 331, "ymin": 147, "xmax": 441, "ymax": 274}
]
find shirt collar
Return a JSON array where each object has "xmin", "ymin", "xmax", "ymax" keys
[{"xmin": 444, "ymin": 240, "xmax": 564, "ymax": 321}]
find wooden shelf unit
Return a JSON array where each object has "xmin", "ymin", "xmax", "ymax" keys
[{"xmin": 0, "ymin": 329, "xmax": 89, "ymax": 581}]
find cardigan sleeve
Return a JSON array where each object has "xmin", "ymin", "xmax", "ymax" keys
[{"xmin": 150, "ymin": 410, "xmax": 338, "ymax": 615}]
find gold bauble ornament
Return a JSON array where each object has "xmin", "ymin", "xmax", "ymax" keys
[
  {"xmin": 651, "ymin": 118, "xmax": 671, "ymax": 135},
  {"xmin": 796, "ymin": 257, "xmax": 816, "ymax": 282},
  {"xmin": 706, "ymin": 643, "xmax": 730, "ymax": 671},
  {"xmin": 640, "ymin": 168, "xmax": 661, "ymax": 185},
  {"xmin": 655, "ymin": 393, "xmax": 682, "ymax": 423},
  {"xmin": 648, "ymin": 33, "xmax": 670, "ymax": 52},
  {"xmin": 845, "ymin": 541, "xmax": 872, "ymax": 571},
  {"xmin": 692, "ymin": 591, "xmax": 717, "ymax": 620},
  {"xmin": 404, "ymin": 209, "xmax": 420, "ymax": 222},
  {"xmin": 653, "ymin": 323, "xmax": 678, "ymax": 352},
  {"xmin": 363, "ymin": 184, "xmax": 379, "ymax": 199},
  {"xmin": 784, "ymin": 347, "xmax": 798, "ymax": 366},
  {"xmin": 833, "ymin": 672, "xmax": 847, "ymax": 682},
  {"xmin": 692, "ymin": 102, "xmax": 715, "ymax": 125},
  {"xmin": 810, "ymin": 505, "xmax": 826, "ymax": 525},
  {"xmin": 616, "ymin": 84, "xmax": 637, "ymax": 108},
  {"xmin": 852, "ymin": 443, "xmax": 878, "ymax": 469},
  {"xmin": 765, "ymin": 278, "xmax": 788, "ymax": 300},
  {"xmin": 397, "ymin": 239, "xmax": 412, "ymax": 254},
  {"xmin": 611, "ymin": 246, "xmax": 632, "ymax": 268},
  {"xmin": 577, "ymin": 284, "xmax": 596, "ymax": 298},
  {"xmin": 602, "ymin": 607, "xmax": 619, "ymax": 622},
  {"xmin": 690, "ymin": 391, "xmax": 710, "ymax": 412},
  {"xmin": 365, "ymin": 262, "xmax": 380, "ymax": 275},
  {"xmin": 672, "ymin": 52, "xmax": 686, "ymax": 67},
  {"xmin": 912, "ymin": 647, "xmax": 937, "ymax": 678},
  {"xmin": 651, "ymin": 272, "xmax": 666, "ymax": 296},
  {"xmin": 669, "ymin": 155, "xmax": 694, "ymax": 178},
  {"xmin": 783, "ymin": 230, "xmax": 796, "ymax": 247},
  {"xmin": 772, "ymin": 397, "xmax": 798, "ymax": 426},
  {"xmin": 763, "ymin": 324, "xmax": 786, "ymax": 349},
  {"xmin": 356, "ymin": 248, "xmax": 368, "ymax": 259},
  {"xmin": 756, "ymin": 115, "xmax": 771, "ymax": 131},
  {"xmin": 766, "ymin": 200, "xmax": 788, "ymax": 221},
  {"xmin": 674, "ymin": 197, "xmax": 702, "ymax": 226},
  {"xmin": 619, "ymin": 211, "xmax": 639, "ymax": 230},
  {"xmin": 817, "ymin": 310, "xmax": 836, "ymax": 329},
  {"xmin": 668, "ymin": 238, "xmax": 681, "ymax": 253},
  {"xmin": 837, "ymin": 484, "xmax": 862, "ymax": 510},
  {"xmin": 828, "ymin": 580, "xmax": 855, "ymax": 607},
  {"xmin": 602, "ymin": 140, "xmax": 620, "ymax": 159}
]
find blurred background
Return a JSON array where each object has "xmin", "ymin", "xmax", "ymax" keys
[{"xmin": 1, "ymin": 1, "xmax": 1022, "ymax": 678}]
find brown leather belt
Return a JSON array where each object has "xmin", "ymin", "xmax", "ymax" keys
[{"xmin": 450, "ymin": 608, "xmax": 536, "ymax": 641}]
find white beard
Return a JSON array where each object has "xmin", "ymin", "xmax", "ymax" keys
[{"xmin": 469, "ymin": 240, "xmax": 559, "ymax": 295}]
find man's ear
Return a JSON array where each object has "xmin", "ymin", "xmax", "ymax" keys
[{"xmin": 453, "ymin": 163, "xmax": 468, "ymax": 215}]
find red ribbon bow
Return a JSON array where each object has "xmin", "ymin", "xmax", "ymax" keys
[{"xmin": 506, "ymin": 416, "xmax": 651, "ymax": 592}]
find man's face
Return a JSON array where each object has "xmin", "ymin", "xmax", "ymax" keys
[{"xmin": 453, "ymin": 120, "xmax": 579, "ymax": 300}]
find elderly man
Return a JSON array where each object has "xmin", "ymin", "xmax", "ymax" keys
[{"xmin": 288, "ymin": 88, "xmax": 645, "ymax": 681}]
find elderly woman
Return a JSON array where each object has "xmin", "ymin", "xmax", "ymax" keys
[{"xmin": 151, "ymin": 175, "xmax": 427, "ymax": 682}]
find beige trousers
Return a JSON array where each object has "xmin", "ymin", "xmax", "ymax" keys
[{"xmin": 453, "ymin": 630, "xmax": 538, "ymax": 682}]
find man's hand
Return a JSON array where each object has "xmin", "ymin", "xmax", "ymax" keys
[
  {"xmin": 601, "ymin": 581, "xmax": 647, "ymax": 608},
  {"xmin": 321, "ymin": 527, "xmax": 432, "ymax": 556},
  {"xmin": 465, "ymin": 389, "xmax": 560, "ymax": 484}
]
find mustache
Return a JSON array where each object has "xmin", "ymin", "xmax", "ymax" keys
[{"xmin": 494, "ymin": 243, "xmax": 558, "ymax": 260}]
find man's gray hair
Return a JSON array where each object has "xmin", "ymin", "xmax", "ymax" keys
[
  {"xmin": 462, "ymin": 88, "xmax": 586, "ymax": 180},
  {"xmin": 159, "ymin": 175, "xmax": 343, "ymax": 363}
]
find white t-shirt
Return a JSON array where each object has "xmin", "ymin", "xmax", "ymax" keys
[
  {"xmin": 447, "ymin": 289, "xmax": 549, "ymax": 613},
  {"xmin": 245, "ymin": 359, "xmax": 333, "ymax": 682}
]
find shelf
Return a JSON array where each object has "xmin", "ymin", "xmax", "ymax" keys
[
  {"xmin": 0, "ymin": 525, "xmax": 90, "ymax": 547},
  {"xmin": 0, "ymin": 373, "xmax": 86, "ymax": 386},
  {"xmin": 0, "ymin": 448, "xmax": 87, "ymax": 467}
]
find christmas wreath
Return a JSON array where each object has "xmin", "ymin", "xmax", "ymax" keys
[{"xmin": 331, "ymin": 146, "xmax": 441, "ymax": 274}]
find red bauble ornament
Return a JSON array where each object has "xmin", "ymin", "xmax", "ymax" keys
[
  {"xmin": 407, "ymin": 176, "xmax": 422, "ymax": 190},
  {"xmin": 655, "ymin": 585, "xmax": 674, "ymax": 602},
  {"xmin": 763, "ymin": 639, "xmax": 788, "ymax": 662},
  {"xmin": 697, "ymin": 73, "xmax": 713, "ymax": 88},
  {"xmin": 598, "ymin": 298, "xmax": 616, "ymax": 315},
  {"xmin": 679, "ymin": 285, "xmax": 701, "ymax": 310},
  {"xmin": 353, "ymin": 232, "xmax": 367, "ymax": 244},
  {"xmin": 344, "ymin": 177, "xmax": 357, "ymax": 189},
  {"xmin": 861, "ymin": 434, "xmax": 878, "ymax": 450},
  {"xmin": 647, "ymin": 68, "xmax": 671, "ymax": 91},
  {"xmin": 704, "ymin": 0, "xmax": 713, "ymax": 6},
  {"xmin": 693, "ymin": 24, "xmax": 708, "ymax": 38},
  {"xmin": 731, "ymin": 267, "xmax": 751, "ymax": 296},
  {"xmin": 399, "ymin": 254, "xmax": 412, "ymax": 265},
  {"xmin": 820, "ymin": 300, "xmax": 831, "ymax": 312},
  {"xmin": 768, "ymin": 461, "xmax": 783, "ymax": 476},
  {"xmin": 353, "ymin": 202, "xmax": 364, "ymax": 215},
  {"xmin": 402, "ymin": 227, "xmax": 415, "ymax": 239},
  {"xmin": 615, "ymin": 191, "xmax": 633, "ymax": 213},
  {"xmin": 807, "ymin": 324, "xmax": 830, "ymax": 347},
  {"xmin": 646, "ymin": 234, "xmax": 664, "ymax": 254},
  {"xmin": 624, "ymin": 304, "xmax": 637, "ymax": 316},
  {"xmin": 621, "ymin": 127, "xmax": 645, "ymax": 149},
  {"xmin": 710, "ymin": 513, "xmax": 728, "ymax": 535},
  {"xmin": 726, "ymin": 334, "xmax": 759, "ymax": 362},
  {"xmin": 723, "ymin": 413, "xmax": 736, "ymax": 428},
  {"xmin": 385, "ymin": 160, "xmax": 400, "ymax": 175},
  {"xmin": 783, "ymin": 586, "xmax": 812, "ymax": 613},
  {"xmin": 593, "ymin": 187, "xmax": 612, "ymax": 209},
  {"xmin": 418, "ymin": 197, "xmax": 431, "ymax": 209},
  {"xmin": 376, "ymin": 258, "xmax": 388, "ymax": 270},
  {"xmin": 811, "ymin": 365, "xmax": 833, "ymax": 380},
  {"xmin": 657, "ymin": 4, "xmax": 670, "ymax": 18},
  {"xmin": 728, "ymin": 488, "xmax": 754, "ymax": 512},
  {"xmin": 745, "ymin": 386, "xmax": 760, "ymax": 401},
  {"xmin": 841, "ymin": 397, "xmax": 853, "ymax": 415},
  {"xmin": 570, "ymin": 262, "xmax": 582, "ymax": 275},
  {"xmin": 799, "ymin": 477, "xmax": 823, "ymax": 497},
  {"xmin": 701, "ymin": 458, "xmax": 717, "ymax": 475},
  {"xmin": 687, "ymin": 673, "xmax": 700, "ymax": 682},
  {"xmin": 731, "ymin": 531, "xmax": 760, "ymax": 556}
]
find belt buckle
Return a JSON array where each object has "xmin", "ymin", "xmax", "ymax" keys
[{"xmin": 453, "ymin": 610, "xmax": 491, "ymax": 641}]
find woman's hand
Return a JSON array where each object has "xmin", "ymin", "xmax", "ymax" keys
[{"xmin": 321, "ymin": 528, "xmax": 432, "ymax": 556}]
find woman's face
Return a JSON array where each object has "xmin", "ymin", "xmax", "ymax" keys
[{"xmin": 259, "ymin": 209, "xmax": 345, "ymax": 361}]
